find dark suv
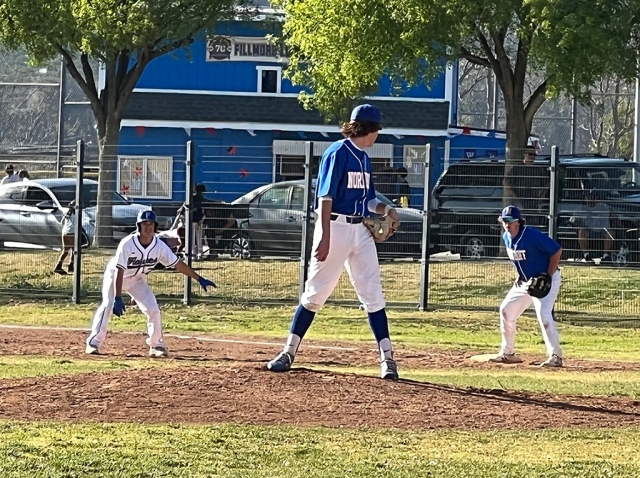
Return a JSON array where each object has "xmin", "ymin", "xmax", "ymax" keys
[{"xmin": 431, "ymin": 155, "xmax": 640, "ymax": 265}]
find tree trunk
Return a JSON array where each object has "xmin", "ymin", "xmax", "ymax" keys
[
  {"xmin": 94, "ymin": 116, "xmax": 121, "ymax": 247},
  {"xmin": 502, "ymin": 103, "xmax": 530, "ymax": 207}
]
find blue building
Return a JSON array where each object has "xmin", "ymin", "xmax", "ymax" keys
[{"xmin": 105, "ymin": 6, "xmax": 508, "ymax": 207}]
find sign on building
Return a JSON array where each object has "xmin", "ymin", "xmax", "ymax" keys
[{"xmin": 206, "ymin": 35, "xmax": 289, "ymax": 62}]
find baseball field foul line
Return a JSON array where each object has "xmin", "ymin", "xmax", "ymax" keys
[{"xmin": 0, "ymin": 324, "xmax": 357, "ymax": 351}]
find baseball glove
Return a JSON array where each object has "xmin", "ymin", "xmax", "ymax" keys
[
  {"xmin": 526, "ymin": 273, "xmax": 552, "ymax": 299},
  {"xmin": 363, "ymin": 215, "xmax": 400, "ymax": 242}
]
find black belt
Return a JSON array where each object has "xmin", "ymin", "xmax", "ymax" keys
[{"xmin": 330, "ymin": 214, "xmax": 363, "ymax": 224}]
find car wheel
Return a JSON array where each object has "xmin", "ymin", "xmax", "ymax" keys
[
  {"xmin": 231, "ymin": 233, "xmax": 251, "ymax": 260},
  {"xmin": 461, "ymin": 231, "xmax": 487, "ymax": 259}
]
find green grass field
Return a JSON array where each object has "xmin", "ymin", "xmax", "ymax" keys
[
  {"xmin": 1, "ymin": 295, "xmax": 640, "ymax": 475},
  {"xmin": 3, "ymin": 249, "xmax": 640, "ymax": 318}
]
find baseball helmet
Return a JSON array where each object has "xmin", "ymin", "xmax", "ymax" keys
[{"xmin": 136, "ymin": 209, "xmax": 158, "ymax": 232}]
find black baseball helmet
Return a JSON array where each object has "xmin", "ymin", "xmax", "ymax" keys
[{"xmin": 137, "ymin": 210, "xmax": 158, "ymax": 232}]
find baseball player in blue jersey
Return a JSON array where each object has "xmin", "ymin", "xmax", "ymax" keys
[
  {"xmin": 490, "ymin": 206, "xmax": 564, "ymax": 367},
  {"xmin": 266, "ymin": 104, "xmax": 401, "ymax": 379}
]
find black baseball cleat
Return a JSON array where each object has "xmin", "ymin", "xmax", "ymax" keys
[
  {"xmin": 380, "ymin": 359, "xmax": 399, "ymax": 380},
  {"xmin": 267, "ymin": 352, "xmax": 294, "ymax": 372}
]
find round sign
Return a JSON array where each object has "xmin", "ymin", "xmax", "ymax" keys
[{"xmin": 207, "ymin": 35, "xmax": 232, "ymax": 61}]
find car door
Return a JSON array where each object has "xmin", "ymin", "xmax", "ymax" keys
[
  {"xmin": 0, "ymin": 184, "xmax": 27, "ymax": 245},
  {"xmin": 248, "ymin": 185, "xmax": 298, "ymax": 254},
  {"xmin": 19, "ymin": 185, "xmax": 62, "ymax": 247}
]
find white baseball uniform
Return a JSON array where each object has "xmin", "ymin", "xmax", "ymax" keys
[{"xmin": 86, "ymin": 233, "xmax": 179, "ymax": 349}]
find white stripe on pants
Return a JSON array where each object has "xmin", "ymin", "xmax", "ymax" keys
[
  {"xmin": 87, "ymin": 266, "xmax": 164, "ymax": 348},
  {"xmin": 499, "ymin": 270, "xmax": 562, "ymax": 357},
  {"xmin": 300, "ymin": 219, "xmax": 385, "ymax": 313}
]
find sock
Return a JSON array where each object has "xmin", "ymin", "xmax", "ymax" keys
[
  {"xmin": 368, "ymin": 309, "xmax": 393, "ymax": 361},
  {"xmin": 283, "ymin": 305, "xmax": 315, "ymax": 356}
]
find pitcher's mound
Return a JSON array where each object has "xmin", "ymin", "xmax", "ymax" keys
[{"xmin": 468, "ymin": 353, "xmax": 524, "ymax": 363}]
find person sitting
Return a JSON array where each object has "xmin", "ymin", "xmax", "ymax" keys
[{"xmin": 571, "ymin": 190, "xmax": 615, "ymax": 263}]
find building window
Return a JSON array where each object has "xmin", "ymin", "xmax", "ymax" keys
[
  {"xmin": 256, "ymin": 66, "xmax": 281, "ymax": 93},
  {"xmin": 118, "ymin": 156, "xmax": 173, "ymax": 199}
]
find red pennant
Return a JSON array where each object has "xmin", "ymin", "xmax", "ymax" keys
[
  {"xmin": 227, "ymin": 146, "xmax": 237, "ymax": 155},
  {"xmin": 462, "ymin": 127, "xmax": 471, "ymax": 135},
  {"xmin": 240, "ymin": 168, "xmax": 248, "ymax": 178},
  {"xmin": 136, "ymin": 126, "xmax": 145, "ymax": 137},
  {"xmin": 206, "ymin": 127, "xmax": 216, "ymax": 135}
]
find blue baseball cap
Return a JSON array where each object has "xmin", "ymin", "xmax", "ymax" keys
[
  {"xmin": 499, "ymin": 205, "xmax": 521, "ymax": 223},
  {"xmin": 350, "ymin": 104, "xmax": 381, "ymax": 123}
]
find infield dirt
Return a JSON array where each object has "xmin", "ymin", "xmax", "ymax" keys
[{"xmin": 0, "ymin": 327, "xmax": 639, "ymax": 431}]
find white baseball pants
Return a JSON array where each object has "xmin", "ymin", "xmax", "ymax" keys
[
  {"xmin": 87, "ymin": 266, "xmax": 164, "ymax": 349},
  {"xmin": 498, "ymin": 270, "xmax": 562, "ymax": 357},
  {"xmin": 301, "ymin": 217, "xmax": 385, "ymax": 313}
]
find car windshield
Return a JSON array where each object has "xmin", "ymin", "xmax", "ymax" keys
[{"xmin": 49, "ymin": 184, "xmax": 129, "ymax": 207}]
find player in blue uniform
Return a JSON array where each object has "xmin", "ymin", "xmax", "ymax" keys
[
  {"xmin": 489, "ymin": 206, "xmax": 564, "ymax": 367},
  {"xmin": 266, "ymin": 104, "xmax": 401, "ymax": 379}
]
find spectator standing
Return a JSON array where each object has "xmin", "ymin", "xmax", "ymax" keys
[
  {"xmin": 1, "ymin": 165, "xmax": 20, "ymax": 185},
  {"xmin": 53, "ymin": 200, "xmax": 76, "ymax": 275}
]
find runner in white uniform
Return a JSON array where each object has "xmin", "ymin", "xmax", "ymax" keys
[
  {"xmin": 85, "ymin": 210, "xmax": 216, "ymax": 357},
  {"xmin": 266, "ymin": 104, "xmax": 401, "ymax": 379}
]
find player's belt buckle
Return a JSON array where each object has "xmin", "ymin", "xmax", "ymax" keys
[{"xmin": 330, "ymin": 213, "xmax": 363, "ymax": 224}]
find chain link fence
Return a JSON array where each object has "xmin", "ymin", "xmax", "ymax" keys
[{"xmin": 1, "ymin": 141, "xmax": 640, "ymax": 320}]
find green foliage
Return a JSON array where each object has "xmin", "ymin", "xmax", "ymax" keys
[
  {"xmin": 279, "ymin": 0, "xmax": 638, "ymax": 122},
  {"xmin": 1, "ymin": 423, "xmax": 640, "ymax": 477},
  {"xmin": 0, "ymin": 0, "xmax": 242, "ymax": 64}
]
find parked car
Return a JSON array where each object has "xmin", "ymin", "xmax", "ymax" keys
[
  {"xmin": 229, "ymin": 179, "xmax": 427, "ymax": 259},
  {"xmin": 0, "ymin": 178, "xmax": 155, "ymax": 249},
  {"xmin": 431, "ymin": 154, "xmax": 640, "ymax": 265}
]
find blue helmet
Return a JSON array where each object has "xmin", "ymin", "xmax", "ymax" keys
[{"xmin": 137, "ymin": 209, "xmax": 158, "ymax": 232}]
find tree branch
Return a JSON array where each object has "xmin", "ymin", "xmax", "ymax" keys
[
  {"xmin": 523, "ymin": 79, "xmax": 548, "ymax": 128},
  {"xmin": 513, "ymin": 36, "xmax": 531, "ymax": 105},
  {"xmin": 491, "ymin": 28, "xmax": 514, "ymax": 96},
  {"xmin": 148, "ymin": 36, "xmax": 194, "ymax": 61},
  {"xmin": 459, "ymin": 47, "xmax": 491, "ymax": 68},
  {"xmin": 115, "ymin": 50, "xmax": 130, "ymax": 98},
  {"xmin": 80, "ymin": 52, "xmax": 98, "ymax": 97},
  {"xmin": 52, "ymin": 44, "xmax": 102, "ymax": 117}
]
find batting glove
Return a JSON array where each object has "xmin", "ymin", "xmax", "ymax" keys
[
  {"xmin": 113, "ymin": 296, "xmax": 126, "ymax": 317},
  {"xmin": 197, "ymin": 276, "xmax": 217, "ymax": 292}
]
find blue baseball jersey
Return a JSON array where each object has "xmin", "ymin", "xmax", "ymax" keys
[
  {"xmin": 503, "ymin": 226, "xmax": 561, "ymax": 280},
  {"xmin": 315, "ymin": 139, "xmax": 377, "ymax": 216}
]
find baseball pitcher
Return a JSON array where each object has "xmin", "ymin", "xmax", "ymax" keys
[
  {"xmin": 490, "ymin": 206, "xmax": 564, "ymax": 367},
  {"xmin": 85, "ymin": 210, "xmax": 216, "ymax": 357},
  {"xmin": 266, "ymin": 104, "xmax": 401, "ymax": 380}
]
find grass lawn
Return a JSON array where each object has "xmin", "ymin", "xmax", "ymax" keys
[
  {"xmin": 0, "ymin": 355, "xmax": 174, "ymax": 380},
  {"xmin": 1, "ymin": 300, "xmax": 640, "ymax": 361},
  {"xmin": 3, "ymin": 249, "xmax": 640, "ymax": 318},
  {"xmin": 0, "ymin": 299, "xmax": 639, "ymax": 477},
  {"xmin": 0, "ymin": 422, "xmax": 639, "ymax": 478}
]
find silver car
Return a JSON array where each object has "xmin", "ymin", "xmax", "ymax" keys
[{"xmin": 0, "ymin": 178, "xmax": 153, "ymax": 249}]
